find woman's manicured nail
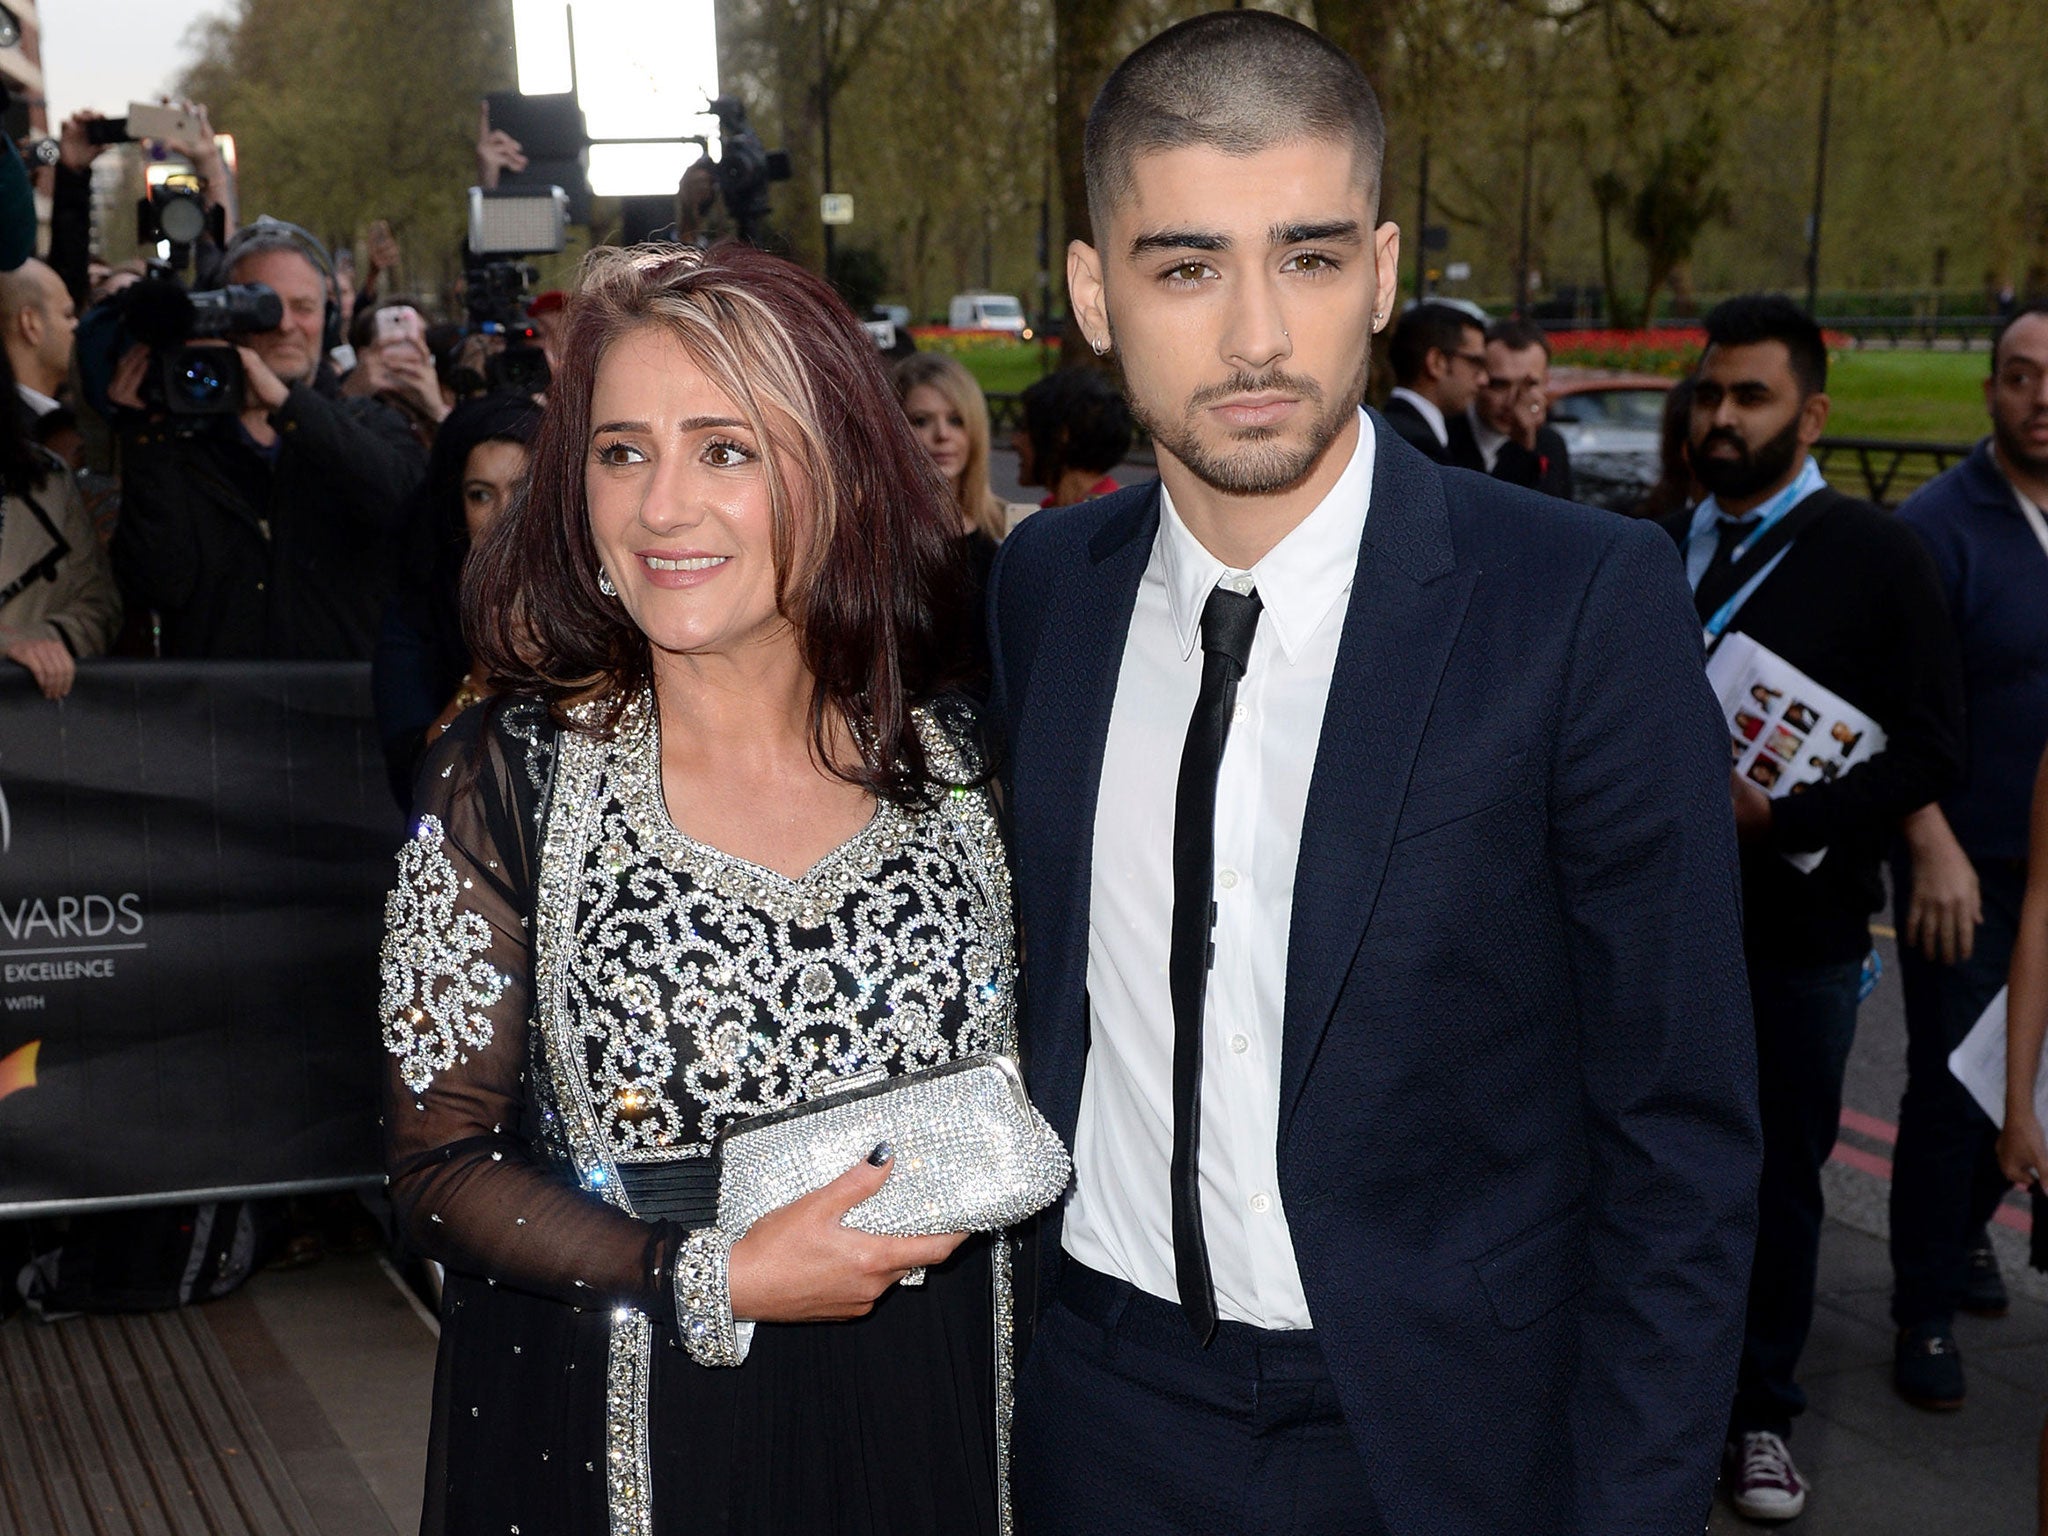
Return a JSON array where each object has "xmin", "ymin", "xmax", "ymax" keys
[{"xmin": 867, "ymin": 1141, "xmax": 893, "ymax": 1166}]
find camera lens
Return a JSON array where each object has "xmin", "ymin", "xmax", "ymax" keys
[{"xmin": 175, "ymin": 353, "xmax": 230, "ymax": 407}]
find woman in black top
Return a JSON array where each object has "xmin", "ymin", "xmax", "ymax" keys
[
  {"xmin": 380, "ymin": 244, "xmax": 1018, "ymax": 1536},
  {"xmin": 371, "ymin": 391, "xmax": 539, "ymax": 808}
]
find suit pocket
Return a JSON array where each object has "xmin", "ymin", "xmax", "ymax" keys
[
  {"xmin": 1471, "ymin": 1203, "xmax": 1590, "ymax": 1331},
  {"xmin": 1391, "ymin": 751, "xmax": 1530, "ymax": 844}
]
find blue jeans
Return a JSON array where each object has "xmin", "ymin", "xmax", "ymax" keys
[
  {"xmin": 1730, "ymin": 959, "xmax": 1864, "ymax": 1438},
  {"xmin": 1889, "ymin": 854, "xmax": 2025, "ymax": 1329}
]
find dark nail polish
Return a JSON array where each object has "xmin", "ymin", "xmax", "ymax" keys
[{"xmin": 867, "ymin": 1140, "xmax": 893, "ymax": 1166}]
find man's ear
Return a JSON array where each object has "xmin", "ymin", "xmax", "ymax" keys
[
  {"xmin": 1066, "ymin": 239, "xmax": 1109, "ymax": 354},
  {"xmin": 16, "ymin": 305, "xmax": 41, "ymax": 350},
  {"xmin": 1798, "ymin": 390, "xmax": 1831, "ymax": 446},
  {"xmin": 1372, "ymin": 221, "xmax": 1401, "ymax": 330}
]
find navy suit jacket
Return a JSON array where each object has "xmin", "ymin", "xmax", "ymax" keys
[{"xmin": 987, "ymin": 414, "xmax": 1762, "ymax": 1535}]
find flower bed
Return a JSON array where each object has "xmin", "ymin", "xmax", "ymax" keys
[
  {"xmin": 1549, "ymin": 326, "xmax": 1854, "ymax": 377},
  {"xmin": 907, "ymin": 326, "xmax": 1029, "ymax": 355}
]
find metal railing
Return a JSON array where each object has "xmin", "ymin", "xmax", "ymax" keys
[
  {"xmin": 987, "ymin": 392, "xmax": 1975, "ymax": 510},
  {"xmin": 1813, "ymin": 437, "xmax": 1978, "ymax": 507},
  {"xmin": 1533, "ymin": 315, "xmax": 2005, "ymax": 349}
]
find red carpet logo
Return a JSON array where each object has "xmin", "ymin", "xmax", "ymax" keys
[{"xmin": 0, "ymin": 1040, "xmax": 37, "ymax": 1102}]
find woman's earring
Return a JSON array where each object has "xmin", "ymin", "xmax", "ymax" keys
[
  {"xmin": 598, "ymin": 568, "xmax": 617, "ymax": 597},
  {"xmin": 1091, "ymin": 335, "xmax": 1108, "ymax": 356}
]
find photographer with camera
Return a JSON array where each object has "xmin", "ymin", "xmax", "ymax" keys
[
  {"xmin": 109, "ymin": 219, "xmax": 426, "ymax": 660},
  {"xmin": 50, "ymin": 104, "xmax": 234, "ymax": 309}
]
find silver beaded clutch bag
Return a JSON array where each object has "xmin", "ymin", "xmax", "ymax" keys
[{"xmin": 712, "ymin": 1054, "xmax": 1071, "ymax": 1239}]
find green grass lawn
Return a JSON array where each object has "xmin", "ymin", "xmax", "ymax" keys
[
  {"xmin": 951, "ymin": 342, "xmax": 1058, "ymax": 397},
  {"xmin": 1824, "ymin": 350, "xmax": 1989, "ymax": 443},
  {"xmin": 956, "ymin": 339, "xmax": 1991, "ymax": 444}
]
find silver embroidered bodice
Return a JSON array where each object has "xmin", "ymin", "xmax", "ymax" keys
[
  {"xmin": 558, "ymin": 696, "xmax": 1013, "ymax": 1162},
  {"xmin": 378, "ymin": 693, "xmax": 1022, "ymax": 1536}
]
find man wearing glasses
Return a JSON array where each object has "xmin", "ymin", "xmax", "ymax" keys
[
  {"xmin": 1383, "ymin": 302, "xmax": 1489, "ymax": 465},
  {"xmin": 1467, "ymin": 317, "xmax": 1575, "ymax": 500}
]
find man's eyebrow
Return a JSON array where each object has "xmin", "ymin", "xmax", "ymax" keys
[
  {"xmin": 1128, "ymin": 229, "xmax": 1229, "ymax": 258},
  {"xmin": 1271, "ymin": 219, "xmax": 1363, "ymax": 246}
]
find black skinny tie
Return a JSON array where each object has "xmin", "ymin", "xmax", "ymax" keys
[
  {"xmin": 1693, "ymin": 516, "xmax": 1759, "ymax": 621},
  {"xmin": 1169, "ymin": 581, "xmax": 1262, "ymax": 1345}
]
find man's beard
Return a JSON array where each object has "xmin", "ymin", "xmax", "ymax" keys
[
  {"xmin": 1131, "ymin": 352, "xmax": 1368, "ymax": 498},
  {"xmin": 1993, "ymin": 410, "xmax": 2048, "ymax": 481},
  {"xmin": 1693, "ymin": 413, "xmax": 1805, "ymax": 503}
]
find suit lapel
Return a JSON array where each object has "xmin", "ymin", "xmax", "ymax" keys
[
  {"xmin": 1014, "ymin": 486, "xmax": 1159, "ymax": 1142},
  {"xmin": 1279, "ymin": 417, "xmax": 1475, "ymax": 1139}
]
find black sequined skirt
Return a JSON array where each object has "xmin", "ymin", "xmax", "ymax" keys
[{"xmin": 425, "ymin": 1236, "xmax": 998, "ymax": 1536}]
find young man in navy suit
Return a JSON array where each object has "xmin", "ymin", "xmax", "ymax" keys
[{"xmin": 988, "ymin": 13, "xmax": 1762, "ymax": 1534}]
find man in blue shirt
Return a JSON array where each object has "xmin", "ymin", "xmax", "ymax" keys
[{"xmin": 1887, "ymin": 302, "xmax": 2048, "ymax": 1409}]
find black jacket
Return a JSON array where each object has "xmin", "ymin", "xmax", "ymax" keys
[
  {"xmin": 1452, "ymin": 416, "xmax": 1575, "ymax": 501},
  {"xmin": 991, "ymin": 418, "xmax": 1758, "ymax": 1533},
  {"xmin": 1660, "ymin": 491, "xmax": 1965, "ymax": 967},
  {"xmin": 1381, "ymin": 393, "xmax": 1454, "ymax": 464},
  {"xmin": 113, "ymin": 382, "xmax": 426, "ymax": 660}
]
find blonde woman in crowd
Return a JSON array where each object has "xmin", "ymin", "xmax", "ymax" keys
[{"xmin": 892, "ymin": 352, "xmax": 1032, "ymax": 610}]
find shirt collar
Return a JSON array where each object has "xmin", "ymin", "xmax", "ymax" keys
[
  {"xmin": 1388, "ymin": 387, "xmax": 1448, "ymax": 448},
  {"xmin": 1158, "ymin": 407, "xmax": 1375, "ymax": 665},
  {"xmin": 1466, "ymin": 404, "xmax": 1507, "ymax": 467},
  {"xmin": 16, "ymin": 383, "xmax": 58, "ymax": 417}
]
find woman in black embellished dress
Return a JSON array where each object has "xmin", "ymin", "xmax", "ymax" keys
[{"xmin": 378, "ymin": 243, "xmax": 1023, "ymax": 1536}]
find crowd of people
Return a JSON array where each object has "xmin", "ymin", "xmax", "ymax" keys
[{"xmin": 3, "ymin": 9, "xmax": 2048, "ymax": 1533}]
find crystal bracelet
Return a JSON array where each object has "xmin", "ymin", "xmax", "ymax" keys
[{"xmin": 672, "ymin": 1228, "xmax": 753, "ymax": 1367}]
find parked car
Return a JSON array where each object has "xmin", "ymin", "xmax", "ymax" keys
[
  {"xmin": 1545, "ymin": 368, "xmax": 1673, "ymax": 512},
  {"xmin": 948, "ymin": 291, "xmax": 1032, "ymax": 338}
]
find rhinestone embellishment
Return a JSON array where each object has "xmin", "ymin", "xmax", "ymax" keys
[{"xmin": 380, "ymin": 817, "xmax": 509, "ymax": 1094}]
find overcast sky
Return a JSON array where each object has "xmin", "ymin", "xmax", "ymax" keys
[{"xmin": 41, "ymin": 0, "xmax": 217, "ymax": 125}]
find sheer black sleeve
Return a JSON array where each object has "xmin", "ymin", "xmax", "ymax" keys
[{"xmin": 380, "ymin": 703, "xmax": 677, "ymax": 1314}]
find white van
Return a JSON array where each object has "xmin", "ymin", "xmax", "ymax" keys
[{"xmin": 948, "ymin": 292, "xmax": 1030, "ymax": 336}]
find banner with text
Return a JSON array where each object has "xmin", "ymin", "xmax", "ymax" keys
[{"xmin": 0, "ymin": 661, "xmax": 404, "ymax": 1214}]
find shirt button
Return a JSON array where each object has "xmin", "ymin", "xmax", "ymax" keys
[
  {"xmin": 1217, "ymin": 869, "xmax": 1239, "ymax": 890},
  {"xmin": 1229, "ymin": 1034, "xmax": 1249, "ymax": 1055},
  {"xmin": 1225, "ymin": 573, "xmax": 1254, "ymax": 595},
  {"xmin": 1249, "ymin": 1192, "xmax": 1271, "ymax": 1214},
  {"xmin": 1232, "ymin": 701, "xmax": 1248, "ymax": 723}
]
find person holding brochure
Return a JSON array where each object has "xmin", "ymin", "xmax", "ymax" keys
[
  {"xmin": 995, "ymin": 15, "xmax": 1762, "ymax": 1535},
  {"xmin": 1657, "ymin": 294, "xmax": 1966, "ymax": 1521},
  {"xmin": 1994, "ymin": 738, "xmax": 2048, "ymax": 1536}
]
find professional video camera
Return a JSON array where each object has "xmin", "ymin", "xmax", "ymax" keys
[
  {"xmin": 112, "ymin": 183, "xmax": 281, "ymax": 419},
  {"xmin": 706, "ymin": 96, "xmax": 791, "ymax": 246},
  {"xmin": 459, "ymin": 185, "xmax": 568, "ymax": 397}
]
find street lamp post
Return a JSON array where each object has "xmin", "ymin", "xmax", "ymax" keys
[
  {"xmin": 1414, "ymin": 134, "xmax": 1430, "ymax": 302},
  {"xmin": 818, "ymin": 0, "xmax": 836, "ymax": 277},
  {"xmin": 1803, "ymin": 0, "xmax": 1837, "ymax": 317}
]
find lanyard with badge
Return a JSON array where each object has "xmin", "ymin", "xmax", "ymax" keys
[{"xmin": 1695, "ymin": 459, "xmax": 1831, "ymax": 651}]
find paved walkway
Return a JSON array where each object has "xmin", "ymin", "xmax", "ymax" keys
[{"xmin": 3, "ymin": 929, "xmax": 2039, "ymax": 1533}]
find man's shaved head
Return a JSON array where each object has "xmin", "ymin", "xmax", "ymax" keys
[
  {"xmin": 1084, "ymin": 10, "xmax": 1386, "ymax": 240},
  {"xmin": 0, "ymin": 259, "xmax": 78, "ymax": 397},
  {"xmin": 0, "ymin": 258, "xmax": 65, "ymax": 327}
]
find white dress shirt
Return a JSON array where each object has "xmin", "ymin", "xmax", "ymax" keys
[
  {"xmin": 16, "ymin": 383, "xmax": 59, "ymax": 418},
  {"xmin": 1467, "ymin": 404, "xmax": 1507, "ymax": 472},
  {"xmin": 1387, "ymin": 386, "xmax": 1448, "ymax": 449},
  {"xmin": 1062, "ymin": 409, "xmax": 1376, "ymax": 1330}
]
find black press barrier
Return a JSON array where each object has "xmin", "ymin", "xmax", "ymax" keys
[{"xmin": 0, "ymin": 660, "xmax": 403, "ymax": 1216}]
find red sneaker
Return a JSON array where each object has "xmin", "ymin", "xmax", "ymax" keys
[{"xmin": 1724, "ymin": 1431, "xmax": 1807, "ymax": 1521}]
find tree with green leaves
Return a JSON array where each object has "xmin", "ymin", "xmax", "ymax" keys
[{"xmin": 177, "ymin": 0, "xmax": 515, "ymax": 303}]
